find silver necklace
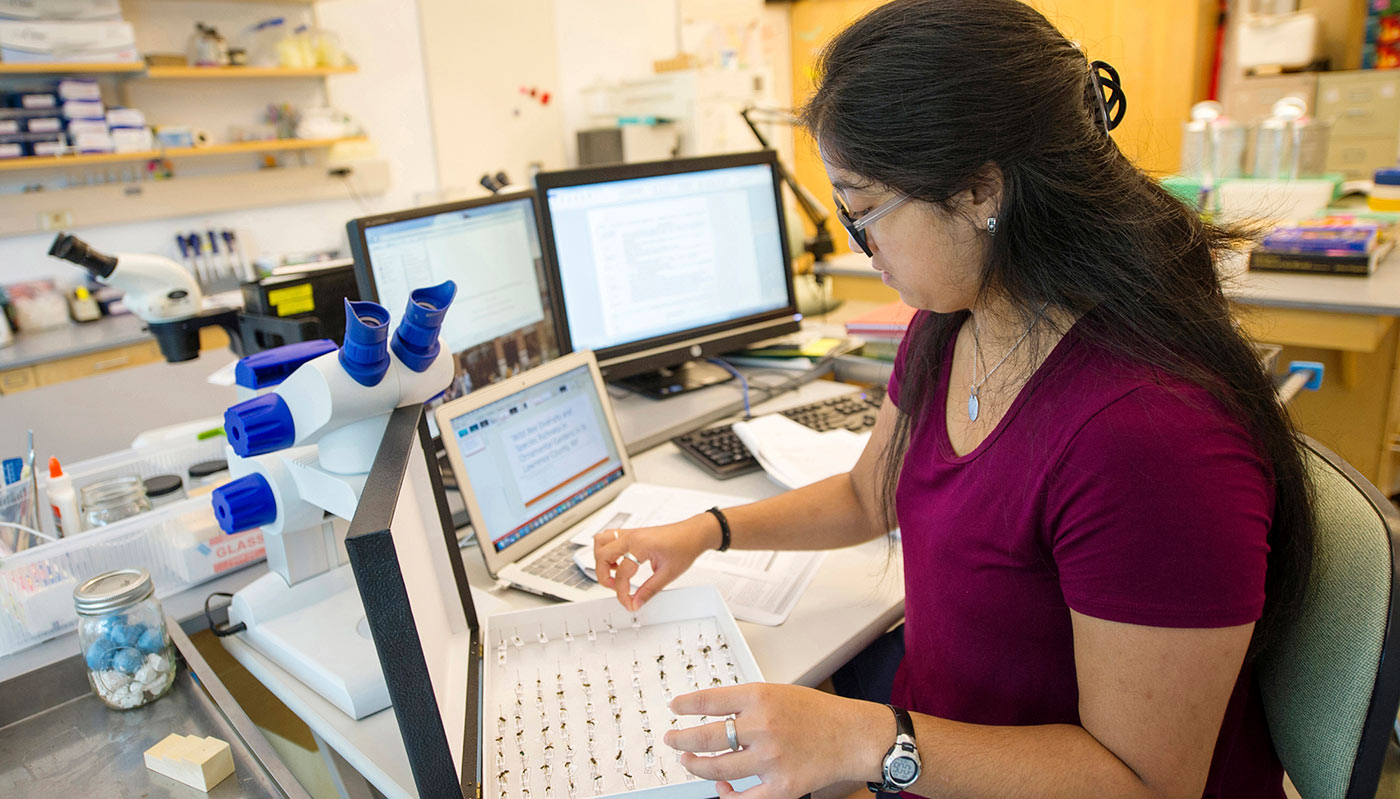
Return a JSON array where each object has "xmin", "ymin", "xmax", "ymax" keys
[{"xmin": 968, "ymin": 303, "xmax": 1048, "ymax": 422}]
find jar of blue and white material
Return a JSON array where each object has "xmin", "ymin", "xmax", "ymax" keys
[{"xmin": 73, "ymin": 568, "xmax": 177, "ymax": 710}]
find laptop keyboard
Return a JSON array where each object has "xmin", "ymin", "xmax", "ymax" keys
[{"xmin": 522, "ymin": 540, "xmax": 593, "ymax": 588}]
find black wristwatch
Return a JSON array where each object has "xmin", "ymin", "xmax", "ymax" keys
[{"xmin": 868, "ymin": 705, "xmax": 921, "ymax": 794}]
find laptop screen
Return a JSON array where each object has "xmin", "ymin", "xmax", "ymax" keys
[{"xmin": 445, "ymin": 363, "xmax": 625, "ymax": 553}]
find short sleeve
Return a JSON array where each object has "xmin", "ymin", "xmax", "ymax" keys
[
  {"xmin": 1047, "ymin": 385, "xmax": 1273, "ymax": 628},
  {"xmin": 886, "ymin": 310, "xmax": 929, "ymax": 410}
]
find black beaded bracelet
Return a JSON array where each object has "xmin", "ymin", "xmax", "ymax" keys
[{"xmin": 705, "ymin": 506, "xmax": 731, "ymax": 552}]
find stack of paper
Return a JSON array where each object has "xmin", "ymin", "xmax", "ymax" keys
[{"xmin": 732, "ymin": 413, "xmax": 870, "ymax": 490}]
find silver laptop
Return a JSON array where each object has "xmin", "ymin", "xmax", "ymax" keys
[{"xmin": 434, "ymin": 350, "xmax": 636, "ymax": 601}]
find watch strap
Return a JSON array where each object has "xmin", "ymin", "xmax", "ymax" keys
[{"xmin": 867, "ymin": 705, "xmax": 918, "ymax": 794}]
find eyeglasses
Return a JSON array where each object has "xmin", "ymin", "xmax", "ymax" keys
[{"xmin": 832, "ymin": 189, "xmax": 910, "ymax": 257}]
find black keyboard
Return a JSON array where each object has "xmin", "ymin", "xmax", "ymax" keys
[{"xmin": 671, "ymin": 386, "xmax": 886, "ymax": 479}]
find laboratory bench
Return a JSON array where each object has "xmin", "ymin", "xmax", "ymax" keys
[
  {"xmin": 815, "ymin": 250, "xmax": 1400, "ymax": 496},
  {"xmin": 0, "ymin": 345, "xmax": 902, "ymax": 799},
  {"xmin": 0, "ymin": 312, "xmax": 230, "ymax": 395}
]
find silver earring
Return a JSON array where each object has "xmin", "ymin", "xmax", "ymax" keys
[{"xmin": 986, "ymin": 217, "xmax": 998, "ymax": 236}]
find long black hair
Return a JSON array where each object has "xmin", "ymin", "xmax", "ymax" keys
[{"xmin": 801, "ymin": 0, "xmax": 1312, "ymax": 657}]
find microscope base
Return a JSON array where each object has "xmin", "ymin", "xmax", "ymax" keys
[{"xmin": 228, "ymin": 566, "xmax": 390, "ymax": 719}]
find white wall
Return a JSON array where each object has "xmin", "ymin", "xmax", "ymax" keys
[
  {"xmin": 416, "ymin": 0, "xmax": 566, "ymax": 202},
  {"xmin": 0, "ymin": 0, "xmax": 439, "ymax": 285},
  {"xmin": 551, "ymin": 0, "xmax": 793, "ymax": 168}
]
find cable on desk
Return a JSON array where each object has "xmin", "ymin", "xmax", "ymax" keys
[
  {"xmin": 741, "ymin": 346, "xmax": 850, "ymax": 406},
  {"xmin": 204, "ymin": 592, "xmax": 246, "ymax": 637},
  {"xmin": 707, "ymin": 357, "xmax": 751, "ymax": 419}
]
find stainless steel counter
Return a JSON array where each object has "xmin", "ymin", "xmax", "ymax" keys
[
  {"xmin": 0, "ymin": 615, "xmax": 308, "ymax": 798},
  {"xmin": 0, "ymin": 313, "xmax": 153, "ymax": 371}
]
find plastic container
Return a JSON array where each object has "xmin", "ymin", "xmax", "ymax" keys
[
  {"xmin": 0, "ymin": 436, "xmax": 265, "ymax": 656},
  {"xmin": 74, "ymin": 568, "xmax": 176, "ymax": 709},
  {"xmin": 308, "ymin": 26, "xmax": 348, "ymax": 68},
  {"xmin": 276, "ymin": 24, "xmax": 315, "ymax": 68},
  {"xmin": 1179, "ymin": 101, "xmax": 1246, "ymax": 183},
  {"xmin": 47, "ymin": 457, "xmax": 79, "ymax": 537},
  {"xmin": 244, "ymin": 17, "xmax": 286, "ymax": 68},
  {"xmin": 80, "ymin": 475, "xmax": 152, "ymax": 529},
  {"xmin": 1370, "ymin": 168, "xmax": 1400, "ymax": 212}
]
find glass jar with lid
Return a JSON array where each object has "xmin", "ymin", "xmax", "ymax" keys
[
  {"xmin": 73, "ymin": 568, "xmax": 177, "ymax": 710},
  {"xmin": 142, "ymin": 474, "xmax": 186, "ymax": 509},
  {"xmin": 80, "ymin": 475, "xmax": 152, "ymax": 528}
]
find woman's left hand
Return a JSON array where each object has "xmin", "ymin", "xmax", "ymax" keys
[{"xmin": 664, "ymin": 683, "xmax": 888, "ymax": 799}]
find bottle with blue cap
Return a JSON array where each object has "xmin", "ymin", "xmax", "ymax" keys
[{"xmin": 1371, "ymin": 166, "xmax": 1400, "ymax": 212}]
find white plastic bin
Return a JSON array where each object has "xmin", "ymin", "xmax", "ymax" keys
[{"xmin": 0, "ymin": 436, "xmax": 265, "ymax": 656}]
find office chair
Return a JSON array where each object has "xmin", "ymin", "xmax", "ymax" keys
[{"xmin": 1257, "ymin": 437, "xmax": 1400, "ymax": 799}]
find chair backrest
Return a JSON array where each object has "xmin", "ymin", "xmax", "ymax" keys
[{"xmin": 1257, "ymin": 437, "xmax": 1400, "ymax": 799}]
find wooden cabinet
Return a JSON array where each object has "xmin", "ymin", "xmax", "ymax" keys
[
  {"xmin": 0, "ymin": 366, "xmax": 36, "ymax": 395},
  {"xmin": 32, "ymin": 340, "xmax": 162, "ymax": 386}
]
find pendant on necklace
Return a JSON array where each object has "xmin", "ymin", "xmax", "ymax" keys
[{"xmin": 968, "ymin": 390, "xmax": 980, "ymax": 422}]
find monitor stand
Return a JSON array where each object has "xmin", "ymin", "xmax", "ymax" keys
[{"xmin": 614, "ymin": 359, "xmax": 735, "ymax": 399}]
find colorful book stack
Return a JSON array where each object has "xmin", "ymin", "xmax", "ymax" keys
[
  {"xmin": 844, "ymin": 300, "xmax": 917, "ymax": 361},
  {"xmin": 1249, "ymin": 218, "xmax": 1393, "ymax": 276}
]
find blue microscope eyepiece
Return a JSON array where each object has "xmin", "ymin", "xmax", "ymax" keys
[
  {"xmin": 339, "ymin": 299, "xmax": 392, "ymax": 387},
  {"xmin": 392, "ymin": 280, "xmax": 456, "ymax": 372}
]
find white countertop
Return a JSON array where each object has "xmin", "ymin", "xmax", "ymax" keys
[{"xmin": 815, "ymin": 250, "xmax": 1400, "ymax": 317}]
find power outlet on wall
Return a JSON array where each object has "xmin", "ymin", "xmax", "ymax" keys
[{"xmin": 39, "ymin": 210, "xmax": 72, "ymax": 230}]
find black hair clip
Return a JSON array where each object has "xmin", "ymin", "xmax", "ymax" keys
[{"xmin": 1089, "ymin": 60, "xmax": 1126, "ymax": 134}]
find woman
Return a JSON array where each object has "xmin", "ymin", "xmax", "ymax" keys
[{"xmin": 593, "ymin": 1, "xmax": 1313, "ymax": 796}]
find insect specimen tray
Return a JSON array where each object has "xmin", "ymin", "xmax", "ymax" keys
[{"xmin": 345, "ymin": 405, "xmax": 764, "ymax": 799}]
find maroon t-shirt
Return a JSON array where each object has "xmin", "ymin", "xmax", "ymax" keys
[{"xmin": 887, "ymin": 312, "xmax": 1283, "ymax": 797}]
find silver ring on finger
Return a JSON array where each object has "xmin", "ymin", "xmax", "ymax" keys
[
  {"xmin": 725, "ymin": 716, "xmax": 740, "ymax": 752},
  {"xmin": 623, "ymin": 552, "xmax": 643, "ymax": 566}
]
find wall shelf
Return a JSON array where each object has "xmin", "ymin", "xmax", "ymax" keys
[
  {"xmin": 137, "ymin": 0, "xmax": 331, "ymax": 4},
  {"xmin": 0, "ymin": 136, "xmax": 367, "ymax": 173},
  {"xmin": 141, "ymin": 65, "xmax": 358, "ymax": 79},
  {"xmin": 0, "ymin": 63, "xmax": 145, "ymax": 75},
  {"xmin": 0, "ymin": 158, "xmax": 390, "ymax": 238}
]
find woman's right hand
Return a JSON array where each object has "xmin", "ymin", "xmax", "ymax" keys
[{"xmin": 592, "ymin": 513, "xmax": 719, "ymax": 611}]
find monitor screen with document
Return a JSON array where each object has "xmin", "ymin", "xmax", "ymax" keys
[
  {"xmin": 347, "ymin": 191, "xmax": 562, "ymax": 419},
  {"xmin": 533, "ymin": 151, "xmax": 801, "ymax": 397}
]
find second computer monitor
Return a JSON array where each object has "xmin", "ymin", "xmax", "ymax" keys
[
  {"xmin": 348, "ymin": 191, "xmax": 562, "ymax": 410},
  {"xmin": 534, "ymin": 150, "xmax": 800, "ymax": 397}
]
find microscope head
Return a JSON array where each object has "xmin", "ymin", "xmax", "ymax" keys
[
  {"xmin": 220, "ymin": 280, "xmax": 458, "ymax": 461},
  {"xmin": 46, "ymin": 232, "xmax": 203, "ymax": 326}
]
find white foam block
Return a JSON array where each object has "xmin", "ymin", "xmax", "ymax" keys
[{"xmin": 143, "ymin": 733, "xmax": 235, "ymax": 792}]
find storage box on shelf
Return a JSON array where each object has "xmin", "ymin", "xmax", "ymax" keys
[{"xmin": 0, "ymin": 435, "xmax": 265, "ymax": 657}]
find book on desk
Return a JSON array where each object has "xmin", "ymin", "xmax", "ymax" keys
[{"xmin": 1249, "ymin": 219, "xmax": 1394, "ymax": 276}]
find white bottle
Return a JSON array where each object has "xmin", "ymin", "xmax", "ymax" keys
[{"xmin": 47, "ymin": 457, "xmax": 80, "ymax": 537}]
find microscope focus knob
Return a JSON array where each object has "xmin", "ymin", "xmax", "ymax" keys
[
  {"xmin": 224, "ymin": 393, "xmax": 295, "ymax": 457},
  {"xmin": 212, "ymin": 474, "xmax": 277, "ymax": 534}
]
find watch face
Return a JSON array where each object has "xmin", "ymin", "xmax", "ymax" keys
[{"xmin": 889, "ymin": 755, "xmax": 919, "ymax": 784}]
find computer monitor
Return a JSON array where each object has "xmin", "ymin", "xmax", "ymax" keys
[
  {"xmin": 347, "ymin": 191, "xmax": 562, "ymax": 423},
  {"xmin": 533, "ymin": 150, "xmax": 801, "ymax": 398}
]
